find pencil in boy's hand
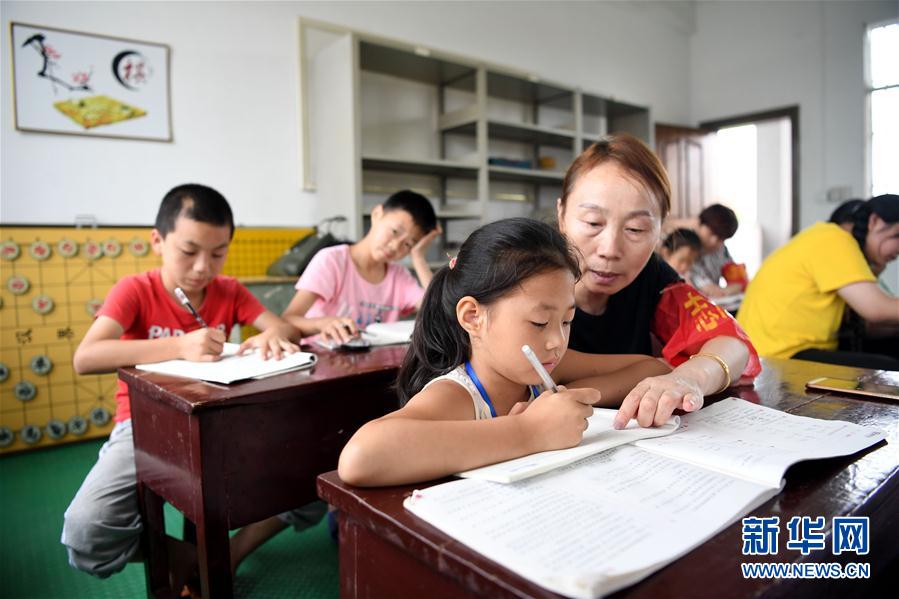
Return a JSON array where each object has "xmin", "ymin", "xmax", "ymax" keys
[
  {"xmin": 174, "ymin": 287, "xmax": 208, "ymax": 328},
  {"xmin": 521, "ymin": 345, "xmax": 559, "ymax": 393}
]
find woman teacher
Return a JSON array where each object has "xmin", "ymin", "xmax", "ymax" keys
[{"xmin": 556, "ymin": 134, "xmax": 760, "ymax": 429}]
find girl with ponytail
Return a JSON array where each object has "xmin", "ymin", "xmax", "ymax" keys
[{"xmin": 339, "ymin": 217, "xmax": 670, "ymax": 487}]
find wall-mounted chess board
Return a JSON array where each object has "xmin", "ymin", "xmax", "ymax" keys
[{"xmin": 0, "ymin": 225, "xmax": 313, "ymax": 454}]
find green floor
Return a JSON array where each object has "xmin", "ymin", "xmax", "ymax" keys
[{"xmin": 0, "ymin": 439, "xmax": 339, "ymax": 599}]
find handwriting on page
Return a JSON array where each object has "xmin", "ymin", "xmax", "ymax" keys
[
  {"xmin": 677, "ymin": 400, "xmax": 853, "ymax": 443},
  {"xmin": 634, "ymin": 398, "xmax": 884, "ymax": 488},
  {"xmin": 405, "ymin": 398, "xmax": 883, "ymax": 599},
  {"xmin": 408, "ymin": 444, "xmax": 773, "ymax": 587}
]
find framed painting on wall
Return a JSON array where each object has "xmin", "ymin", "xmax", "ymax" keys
[{"xmin": 10, "ymin": 22, "xmax": 172, "ymax": 142}]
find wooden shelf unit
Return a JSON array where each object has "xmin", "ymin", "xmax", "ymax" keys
[{"xmin": 299, "ymin": 18, "xmax": 651, "ymax": 257}]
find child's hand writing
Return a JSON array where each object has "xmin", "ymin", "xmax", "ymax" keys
[
  {"xmin": 238, "ymin": 328, "xmax": 299, "ymax": 360},
  {"xmin": 178, "ymin": 327, "xmax": 226, "ymax": 362},
  {"xmin": 318, "ymin": 316, "xmax": 359, "ymax": 346},
  {"xmin": 614, "ymin": 373, "xmax": 703, "ymax": 429},
  {"xmin": 520, "ymin": 385, "xmax": 598, "ymax": 451}
]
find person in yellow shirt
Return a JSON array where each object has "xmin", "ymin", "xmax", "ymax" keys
[{"xmin": 737, "ymin": 194, "xmax": 899, "ymax": 369}]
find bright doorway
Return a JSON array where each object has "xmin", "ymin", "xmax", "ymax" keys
[
  {"xmin": 705, "ymin": 116, "xmax": 793, "ymax": 277},
  {"xmin": 656, "ymin": 109, "xmax": 796, "ymax": 279}
]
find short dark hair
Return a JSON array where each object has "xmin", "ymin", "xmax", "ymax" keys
[
  {"xmin": 155, "ymin": 184, "xmax": 234, "ymax": 238},
  {"xmin": 397, "ymin": 217, "xmax": 580, "ymax": 404},
  {"xmin": 382, "ymin": 190, "xmax": 437, "ymax": 234},
  {"xmin": 699, "ymin": 204, "xmax": 738, "ymax": 240},
  {"xmin": 662, "ymin": 228, "xmax": 702, "ymax": 253}
]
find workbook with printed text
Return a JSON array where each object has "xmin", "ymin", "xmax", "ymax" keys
[{"xmin": 404, "ymin": 398, "xmax": 885, "ymax": 599}]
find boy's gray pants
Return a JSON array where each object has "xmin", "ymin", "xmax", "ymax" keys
[
  {"xmin": 61, "ymin": 419, "xmax": 326, "ymax": 578},
  {"xmin": 61, "ymin": 420, "xmax": 141, "ymax": 577}
]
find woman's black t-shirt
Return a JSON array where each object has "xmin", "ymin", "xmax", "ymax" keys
[{"xmin": 568, "ymin": 253, "xmax": 681, "ymax": 355}]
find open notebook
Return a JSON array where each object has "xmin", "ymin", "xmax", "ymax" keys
[
  {"xmin": 405, "ymin": 398, "xmax": 885, "ymax": 599},
  {"xmin": 136, "ymin": 343, "xmax": 317, "ymax": 384},
  {"xmin": 458, "ymin": 408, "xmax": 680, "ymax": 483}
]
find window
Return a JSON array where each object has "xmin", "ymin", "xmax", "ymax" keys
[{"xmin": 866, "ymin": 20, "xmax": 899, "ymax": 196}]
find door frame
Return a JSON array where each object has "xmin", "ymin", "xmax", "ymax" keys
[
  {"xmin": 700, "ymin": 105, "xmax": 799, "ymax": 235},
  {"xmin": 655, "ymin": 123, "xmax": 711, "ymax": 219}
]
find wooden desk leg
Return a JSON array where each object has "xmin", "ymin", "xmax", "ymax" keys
[
  {"xmin": 338, "ymin": 514, "xmax": 357, "ymax": 598},
  {"xmin": 195, "ymin": 504, "xmax": 233, "ymax": 599},
  {"xmin": 183, "ymin": 519, "xmax": 197, "ymax": 544},
  {"xmin": 138, "ymin": 482, "xmax": 172, "ymax": 598}
]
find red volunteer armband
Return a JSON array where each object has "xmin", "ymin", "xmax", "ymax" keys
[{"xmin": 651, "ymin": 282, "xmax": 761, "ymax": 380}]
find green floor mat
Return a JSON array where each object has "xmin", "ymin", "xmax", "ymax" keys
[{"xmin": 0, "ymin": 440, "xmax": 338, "ymax": 598}]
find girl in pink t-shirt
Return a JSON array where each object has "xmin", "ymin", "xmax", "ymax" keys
[{"xmin": 283, "ymin": 190, "xmax": 440, "ymax": 346}]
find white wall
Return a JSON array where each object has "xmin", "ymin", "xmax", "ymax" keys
[
  {"xmin": 756, "ymin": 118, "xmax": 792, "ymax": 260},
  {"xmin": 691, "ymin": 1, "xmax": 896, "ymax": 225},
  {"xmin": 1, "ymin": 0, "xmax": 693, "ymax": 227},
  {"xmin": 690, "ymin": 0, "xmax": 898, "ymax": 290}
]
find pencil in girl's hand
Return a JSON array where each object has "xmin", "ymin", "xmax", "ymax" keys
[{"xmin": 521, "ymin": 345, "xmax": 559, "ymax": 393}]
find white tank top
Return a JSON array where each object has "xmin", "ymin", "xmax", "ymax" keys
[{"xmin": 421, "ymin": 365, "xmax": 541, "ymax": 420}]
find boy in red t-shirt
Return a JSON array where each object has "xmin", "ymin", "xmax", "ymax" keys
[{"xmin": 61, "ymin": 184, "xmax": 319, "ymax": 589}]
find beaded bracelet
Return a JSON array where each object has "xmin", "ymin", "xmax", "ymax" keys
[{"xmin": 688, "ymin": 353, "xmax": 732, "ymax": 394}]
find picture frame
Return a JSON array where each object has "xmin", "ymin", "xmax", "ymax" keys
[{"xmin": 10, "ymin": 22, "xmax": 172, "ymax": 142}]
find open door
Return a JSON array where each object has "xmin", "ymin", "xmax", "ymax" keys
[
  {"xmin": 701, "ymin": 107, "xmax": 799, "ymax": 241},
  {"xmin": 657, "ymin": 110, "xmax": 796, "ymax": 278},
  {"xmin": 655, "ymin": 123, "xmax": 714, "ymax": 221}
]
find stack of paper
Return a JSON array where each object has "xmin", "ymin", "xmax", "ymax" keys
[{"xmin": 136, "ymin": 343, "xmax": 317, "ymax": 384}]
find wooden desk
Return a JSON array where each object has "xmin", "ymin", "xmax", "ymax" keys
[
  {"xmin": 122, "ymin": 345, "xmax": 407, "ymax": 599},
  {"xmin": 318, "ymin": 358, "xmax": 899, "ymax": 599}
]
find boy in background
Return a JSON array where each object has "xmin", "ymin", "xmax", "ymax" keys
[
  {"xmin": 61, "ymin": 184, "xmax": 312, "ymax": 589},
  {"xmin": 658, "ymin": 227, "xmax": 702, "ymax": 278},
  {"xmin": 283, "ymin": 189, "xmax": 440, "ymax": 346},
  {"xmin": 690, "ymin": 203, "xmax": 746, "ymax": 297}
]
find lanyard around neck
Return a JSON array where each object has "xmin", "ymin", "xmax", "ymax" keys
[{"xmin": 464, "ymin": 361, "xmax": 541, "ymax": 418}]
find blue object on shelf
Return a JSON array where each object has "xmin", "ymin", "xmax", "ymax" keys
[{"xmin": 488, "ymin": 157, "xmax": 533, "ymax": 169}]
